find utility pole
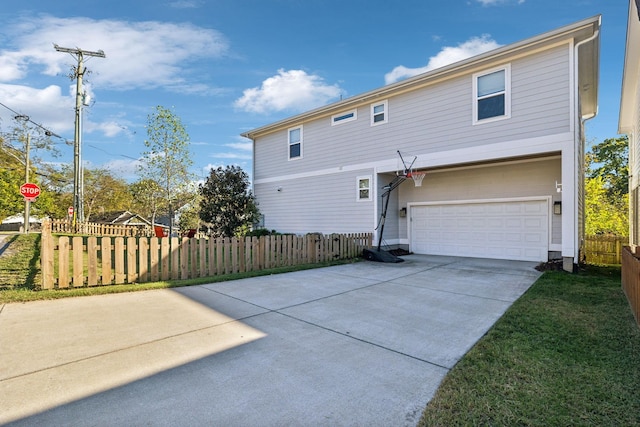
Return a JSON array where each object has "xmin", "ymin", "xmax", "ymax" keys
[
  {"xmin": 54, "ymin": 44, "xmax": 105, "ymax": 224},
  {"xmin": 14, "ymin": 115, "xmax": 31, "ymax": 234}
]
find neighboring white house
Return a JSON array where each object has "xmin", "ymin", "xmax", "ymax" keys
[
  {"xmin": 243, "ymin": 16, "xmax": 601, "ymax": 272},
  {"xmin": 620, "ymin": 0, "xmax": 640, "ymax": 247}
]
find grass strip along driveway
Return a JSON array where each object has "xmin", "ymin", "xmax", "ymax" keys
[{"xmin": 419, "ymin": 265, "xmax": 640, "ymax": 426}]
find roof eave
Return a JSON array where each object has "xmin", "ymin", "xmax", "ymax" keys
[{"xmin": 619, "ymin": 0, "xmax": 640, "ymax": 134}]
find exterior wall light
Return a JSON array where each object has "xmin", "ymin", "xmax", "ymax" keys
[{"xmin": 554, "ymin": 201, "xmax": 562, "ymax": 215}]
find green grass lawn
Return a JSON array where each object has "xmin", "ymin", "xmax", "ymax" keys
[
  {"xmin": 419, "ymin": 265, "xmax": 640, "ymax": 426},
  {"xmin": 0, "ymin": 233, "xmax": 41, "ymax": 292}
]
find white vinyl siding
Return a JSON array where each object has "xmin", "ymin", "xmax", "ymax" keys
[
  {"xmin": 254, "ymin": 170, "xmax": 375, "ymax": 234},
  {"xmin": 253, "ymin": 44, "xmax": 571, "ymax": 180}
]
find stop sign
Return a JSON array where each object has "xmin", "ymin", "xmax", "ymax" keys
[{"xmin": 20, "ymin": 183, "xmax": 41, "ymax": 201}]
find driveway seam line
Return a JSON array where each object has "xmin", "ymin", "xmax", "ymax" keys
[{"xmin": 275, "ymin": 310, "xmax": 451, "ymax": 371}]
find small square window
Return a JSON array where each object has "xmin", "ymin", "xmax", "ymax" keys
[
  {"xmin": 371, "ymin": 100, "xmax": 388, "ymax": 126},
  {"xmin": 288, "ymin": 126, "xmax": 302, "ymax": 160},
  {"xmin": 357, "ymin": 176, "xmax": 372, "ymax": 201}
]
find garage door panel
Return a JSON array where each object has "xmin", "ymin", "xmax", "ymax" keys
[{"xmin": 411, "ymin": 200, "xmax": 548, "ymax": 262}]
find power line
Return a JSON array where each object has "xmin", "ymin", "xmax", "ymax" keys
[{"xmin": 0, "ymin": 100, "xmax": 65, "ymax": 140}]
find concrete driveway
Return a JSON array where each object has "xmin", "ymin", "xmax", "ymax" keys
[{"xmin": 0, "ymin": 255, "xmax": 541, "ymax": 426}]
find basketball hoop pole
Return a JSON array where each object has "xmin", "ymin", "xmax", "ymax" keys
[{"xmin": 363, "ymin": 151, "xmax": 419, "ymax": 263}]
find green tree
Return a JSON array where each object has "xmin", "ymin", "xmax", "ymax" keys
[
  {"xmin": 0, "ymin": 126, "xmax": 59, "ymax": 220},
  {"xmin": 585, "ymin": 176, "xmax": 628, "ymax": 235},
  {"xmin": 176, "ymin": 196, "xmax": 202, "ymax": 233},
  {"xmin": 585, "ymin": 136, "xmax": 629, "ymax": 236},
  {"xmin": 586, "ymin": 136, "xmax": 628, "ymax": 198},
  {"xmin": 137, "ymin": 106, "xmax": 194, "ymax": 234},
  {"xmin": 129, "ymin": 179, "xmax": 166, "ymax": 226},
  {"xmin": 199, "ymin": 165, "xmax": 260, "ymax": 237},
  {"xmin": 0, "ymin": 151, "xmax": 24, "ymax": 219},
  {"xmin": 82, "ymin": 168, "xmax": 132, "ymax": 221}
]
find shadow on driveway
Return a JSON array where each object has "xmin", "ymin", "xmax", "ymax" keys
[{"xmin": 0, "ymin": 255, "xmax": 541, "ymax": 426}]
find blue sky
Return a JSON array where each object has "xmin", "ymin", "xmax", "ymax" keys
[{"xmin": 0, "ymin": 0, "xmax": 630, "ymax": 182}]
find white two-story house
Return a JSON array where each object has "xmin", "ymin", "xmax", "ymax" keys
[{"xmin": 243, "ymin": 16, "xmax": 601, "ymax": 272}]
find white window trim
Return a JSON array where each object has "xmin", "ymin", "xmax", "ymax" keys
[
  {"xmin": 356, "ymin": 175, "xmax": 372, "ymax": 201},
  {"xmin": 370, "ymin": 100, "xmax": 388, "ymax": 126},
  {"xmin": 472, "ymin": 64, "xmax": 511, "ymax": 125},
  {"xmin": 331, "ymin": 109, "xmax": 357, "ymax": 126},
  {"xmin": 288, "ymin": 125, "xmax": 303, "ymax": 160}
]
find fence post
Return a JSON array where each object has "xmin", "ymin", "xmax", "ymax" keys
[{"xmin": 40, "ymin": 219, "xmax": 54, "ymax": 289}]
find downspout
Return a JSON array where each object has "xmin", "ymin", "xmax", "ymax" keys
[{"xmin": 573, "ymin": 24, "xmax": 600, "ymax": 268}]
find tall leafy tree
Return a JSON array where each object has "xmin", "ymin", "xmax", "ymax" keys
[
  {"xmin": 586, "ymin": 136, "xmax": 628, "ymax": 198},
  {"xmin": 137, "ymin": 106, "xmax": 194, "ymax": 234},
  {"xmin": 585, "ymin": 176, "xmax": 628, "ymax": 235},
  {"xmin": 129, "ymin": 179, "xmax": 166, "ymax": 226},
  {"xmin": 0, "ymin": 120, "xmax": 59, "ymax": 220},
  {"xmin": 585, "ymin": 136, "xmax": 629, "ymax": 235},
  {"xmin": 199, "ymin": 165, "xmax": 260, "ymax": 237},
  {"xmin": 176, "ymin": 196, "xmax": 202, "ymax": 233},
  {"xmin": 0, "ymin": 150, "xmax": 24, "ymax": 219},
  {"xmin": 82, "ymin": 168, "xmax": 132, "ymax": 221}
]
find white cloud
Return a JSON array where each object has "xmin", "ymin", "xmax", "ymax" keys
[
  {"xmin": 0, "ymin": 83, "xmax": 73, "ymax": 134},
  {"xmin": 0, "ymin": 15, "xmax": 228, "ymax": 91},
  {"xmin": 210, "ymin": 152, "xmax": 252, "ymax": 160},
  {"xmin": 234, "ymin": 69, "xmax": 341, "ymax": 114},
  {"xmin": 225, "ymin": 141, "xmax": 253, "ymax": 151},
  {"xmin": 0, "ymin": 15, "xmax": 229, "ymax": 138},
  {"xmin": 170, "ymin": 0, "xmax": 202, "ymax": 8},
  {"xmin": 385, "ymin": 35, "xmax": 502, "ymax": 84},
  {"xmin": 96, "ymin": 158, "xmax": 142, "ymax": 180},
  {"xmin": 476, "ymin": 0, "xmax": 525, "ymax": 5}
]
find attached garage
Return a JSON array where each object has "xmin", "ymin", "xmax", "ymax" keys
[{"xmin": 409, "ymin": 198, "xmax": 550, "ymax": 262}]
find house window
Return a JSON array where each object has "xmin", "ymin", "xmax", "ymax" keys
[
  {"xmin": 473, "ymin": 65, "xmax": 511, "ymax": 124},
  {"xmin": 371, "ymin": 100, "xmax": 388, "ymax": 126},
  {"xmin": 288, "ymin": 126, "xmax": 302, "ymax": 160},
  {"xmin": 357, "ymin": 176, "xmax": 372, "ymax": 201},
  {"xmin": 332, "ymin": 109, "xmax": 357, "ymax": 125}
]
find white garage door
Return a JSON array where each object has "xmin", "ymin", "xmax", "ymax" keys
[{"xmin": 410, "ymin": 199, "xmax": 549, "ymax": 262}]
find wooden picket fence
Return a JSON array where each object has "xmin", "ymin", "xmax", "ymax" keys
[
  {"xmin": 583, "ymin": 235, "xmax": 628, "ymax": 265},
  {"xmin": 621, "ymin": 246, "xmax": 640, "ymax": 328},
  {"xmin": 51, "ymin": 219, "xmax": 150, "ymax": 237},
  {"xmin": 40, "ymin": 220, "xmax": 372, "ymax": 289}
]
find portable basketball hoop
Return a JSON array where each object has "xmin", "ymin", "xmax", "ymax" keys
[
  {"xmin": 408, "ymin": 171, "xmax": 426, "ymax": 187},
  {"xmin": 363, "ymin": 150, "xmax": 423, "ymax": 263}
]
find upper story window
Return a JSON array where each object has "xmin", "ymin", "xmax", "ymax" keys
[
  {"xmin": 288, "ymin": 126, "xmax": 302, "ymax": 160},
  {"xmin": 473, "ymin": 65, "xmax": 511, "ymax": 124},
  {"xmin": 357, "ymin": 176, "xmax": 372, "ymax": 201},
  {"xmin": 331, "ymin": 109, "xmax": 357, "ymax": 126},
  {"xmin": 371, "ymin": 100, "xmax": 388, "ymax": 126}
]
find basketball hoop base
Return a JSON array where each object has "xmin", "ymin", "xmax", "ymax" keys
[{"xmin": 362, "ymin": 248, "xmax": 404, "ymax": 263}]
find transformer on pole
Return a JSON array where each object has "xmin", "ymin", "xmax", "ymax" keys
[{"xmin": 54, "ymin": 44, "xmax": 105, "ymax": 224}]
